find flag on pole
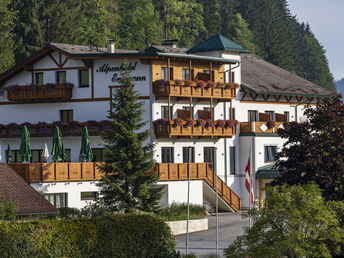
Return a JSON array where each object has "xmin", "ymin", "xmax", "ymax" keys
[{"xmin": 245, "ymin": 157, "xmax": 254, "ymax": 204}]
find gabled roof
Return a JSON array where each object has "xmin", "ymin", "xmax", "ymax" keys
[
  {"xmin": 241, "ymin": 54, "xmax": 335, "ymax": 98},
  {"xmin": 255, "ymin": 163, "xmax": 281, "ymax": 180},
  {"xmin": 0, "ymin": 163, "xmax": 57, "ymax": 215},
  {"xmin": 187, "ymin": 34, "xmax": 250, "ymax": 54}
]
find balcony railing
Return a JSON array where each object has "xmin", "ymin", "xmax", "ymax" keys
[
  {"xmin": 4, "ymin": 83, "xmax": 73, "ymax": 102},
  {"xmin": 10, "ymin": 162, "xmax": 103, "ymax": 183},
  {"xmin": 240, "ymin": 121, "xmax": 285, "ymax": 134},
  {"xmin": 0, "ymin": 120, "xmax": 112, "ymax": 138},
  {"xmin": 154, "ymin": 120, "xmax": 238, "ymax": 138},
  {"xmin": 155, "ymin": 163, "xmax": 241, "ymax": 211},
  {"xmin": 153, "ymin": 80, "xmax": 238, "ymax": 99}
]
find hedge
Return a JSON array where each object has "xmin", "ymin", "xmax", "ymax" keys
[{"xmin": 0, "ymin": 214, "xmax": 177, "ymax": 257}]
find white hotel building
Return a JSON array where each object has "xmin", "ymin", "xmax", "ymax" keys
[{"xmin": 0, "ymin": 35, "xmax": 333, "ymax": 211}]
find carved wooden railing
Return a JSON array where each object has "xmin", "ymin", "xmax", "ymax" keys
[
  {"xmin": 154, "ymin": 120, "xmax": 238, "ymax": 138},
  {"xmin": 155, "ymin": 163, "xmax": 241, "ymax": 211},
  {"xmin": 153, "ymin": 81, "xmax": 238, "ymax": 99},
  {"xmin": 5, "ymin": 83, "xmax": 73, "ymax": 102},
  {"xmin": 240, "ymin": 122, "xmax": 285, "ymax": 134}
]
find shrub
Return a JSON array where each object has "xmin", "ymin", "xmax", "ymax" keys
[
  {"xmin": 157, "ymin": 202, "xmax": 206, "ymax": 221},
  {"xmin": 0, "ymin": 214, "xmax": 177, "ymax": 257},
  {"xmin": 58, "ymin": 207, "xmax": 80, "ymax": 218}
]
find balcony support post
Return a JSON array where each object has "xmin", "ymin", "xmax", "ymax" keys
[
  {"xmin": 168, "ymin": 95, "xmax": 171, "ymax": 120},
  {"xmin": 167, "ymin": 57, "xmax": 170, "ymax": 80},
  {"xmin": 229, "ymin": 63, "xmax": 232, "ymax": 83},
  {"xmin": 189, "ymin": 97, "xmax": 192, "ymax": 119},
  {"xmin": 230, "ymin": 99, "xmax": 233, "ymax": 119},
  {"xmin": 210, "ymin": 98, "xmax": 213, "ymax": 120}
]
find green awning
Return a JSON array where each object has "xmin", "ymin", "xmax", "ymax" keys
[{"xmin": 256, "ymin": 163, "xmax": 281, "ymax": 180}]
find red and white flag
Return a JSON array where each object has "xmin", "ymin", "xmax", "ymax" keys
[{"xmin": 245, "ymin": 157, "xmax": 254, "ymax": 204}]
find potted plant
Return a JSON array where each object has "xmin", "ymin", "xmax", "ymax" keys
[
  {"xmin": 215, "ymin": 119, "xmax": 226, "ymax": 128},
  {"xmin": 267, "ymin": 120, "xmax": 276, "ymax": 129},
  {"xmin": 0, "ymin": 124, "xmax": 7, "ymax": 137},
  {"xmin": 185, "ymin": 119, "xmax": 194, "ymax": 127},
  {"xmin": 68, "ymin": 121, "xmax": 83, "ymax": 135},
  {"xmin": 85, "ymin": 120, "xmax": 99, "ymax": 135},
  {"xmin": 8, "ymin": 123, "xmax": 21, "ymax": 137},
  {"xmin": 99, "ymin": 120, "xmax": 113, "ymax": 132},
  {"xmin": 173, "ymin": 118, "xmax": 183, "ymax": 127},
  {"xmin": 206, "ymin": 81, "xmax": 215, "ymax": 89},
  {"xmin": 21, "ymin": 122, "xmax": 36, "ymax": 136},
  {"xmin": 37, "ymin": 122, "xmax": 51, "ymax": 136}
]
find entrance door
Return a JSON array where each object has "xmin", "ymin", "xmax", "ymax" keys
[{"xmin": 204, "ymin": 147, "xmax": 215, "ymax": 170}]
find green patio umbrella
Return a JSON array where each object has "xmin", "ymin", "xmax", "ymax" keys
[
  {"xmin": 51, "ymin": 126, "xmax": 66, "ymax": 162},
  {"xmin": 19, "ymin": 126, "xmax": 31, "ymax": 163},
  {"xmin": 6, "ymin": 143, "xmax": 12, "ymax": 163},
  {"xmin": 79, "ymin": 126, "xmax": 93, "ymax": 162}
]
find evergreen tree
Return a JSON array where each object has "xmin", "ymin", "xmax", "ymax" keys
[
  {"xmin": 98, "ymin": 69, "xmax": 163, "ymax": 213},
  {"xmin": 0, "ymin": 0, "xmax": 15, "ymax": 74}
]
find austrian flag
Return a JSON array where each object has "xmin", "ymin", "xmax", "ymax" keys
[{"xmin": 245, "ymin": 157, "xmax": 254, "ymax": 204}]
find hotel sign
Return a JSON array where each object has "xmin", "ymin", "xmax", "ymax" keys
[{"xmin": 96, "ymin": 61, "xmax": 146, "ymax": 82}]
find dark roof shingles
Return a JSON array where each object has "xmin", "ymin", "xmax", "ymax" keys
[
  {"xmin": 241, "ymin": 54, "xmax": 334, "ymax": 97},
  {"xmin": 0, "ymin": 163, "xmax": 57, "ymax": 215}
]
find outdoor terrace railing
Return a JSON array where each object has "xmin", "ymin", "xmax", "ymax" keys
[
  {"xmin": 153, "ymin": 80, "xmax": 238, "ymax": 99},
  {"xmin": 154, "ymin": 120, "xmax": 238, "ymax": 138},
  {"xmin": 0, "ymin": 120, "xmax": 112, "ymax": 138},
  {"xmin": 4, "ymin": 83, "xmax": 73, "ymax": 102},
  {"xmin": 155, "ymin": 162, "xmax": 241, "ymax": 211},
  {"xmin": 240, "ymin": 121, "xmax": 285, "ymax": 134}
]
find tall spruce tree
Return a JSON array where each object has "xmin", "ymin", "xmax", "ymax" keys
[{"xmin": 98, "ymin": 69, "xmax": 162, "ymax": 213}]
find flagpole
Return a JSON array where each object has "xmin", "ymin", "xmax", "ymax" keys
[
  {"xmin": 249, "ymin": 147, "xmax": 252, "ymax": 228},
  {"xmin": 186, "ymin": 146, "xmax": 191, "ymax": 255}
]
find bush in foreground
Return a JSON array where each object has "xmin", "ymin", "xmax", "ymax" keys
[
  {"xmin": 0, "ymin": 214, "xmax": 177, "ymax": 257},
  {"xmin": 157, "ymin": 202, "xmax": 206, "ymax": 221},
  {"xmin": 224, "ymin": 184, "xmax": 344, "ymax": 258}
]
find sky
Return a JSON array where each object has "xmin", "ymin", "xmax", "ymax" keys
[{"xmin": 287, "ymin": 0, "xmax": 344, "ymax": 81}]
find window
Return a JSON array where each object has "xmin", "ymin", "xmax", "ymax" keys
[
  {"xmin": 203, "ymin": 70, "xmax": 214, "ymax": 81},
  {"xmin": 182, "ymin": 106, "xmax": 190, "ymax": 111},
  {"xmin": 182, "ymin": 68, "xmax": 190, "ymax": 80},
  {"xmin": 35, "ymin": 72, "xmax": 44, "ymax": 85},
  {"xmin": 161, "ymin": 67, "xmax": 168, "ymax": 80},
  {"xmin": 169, "ymin": 67, "xmax": 174, "ymax": 80},
  {"xmin": 248, "ymin": 110, "xmax": 258, "ymax": 122},
  {"xmin": 161, "ymin": 106, "xmax": 172, "ymax": 119},
  {"xmin": 81, "ymin": 192, "xmax": 99, "ymax": 201},
  {"xmin": 43, "ymin": 193, "xmax": 67, "ymax": 208},
  {"xmin": 11, "ymin": 149, "xmax": 43, "ymax": 163},
  {"xmin": 204, "ymin": 147, "xmax": 215, "ymax": 170},
  {"xmin": 203, "ymin": 107, "xmax": 211, "ymax": 112},
  {"xmin": 265, "ymin": 111, "xmax": 275, "ymax": 120},
  {"xmin": 60, "ymin": 110, "xmax": 73, "ymax": 123},
  {"xmin": 182, "ymin": 147, "xmax": 195, "ymax": 163},
  {"xmin": 56, "ymin": 71, "xmax": 66, "ymax": 84},
  {"xmin": 231, "ymin": 71, "xmax": 235, "ymax": 82},
  {"xmin": 161, "ymin": 147, "xmax": 174, "ymax": 163},
  {"xmin": 230, "ymin": 146, "xmax": 236, "ymax": 175},
  {"xmin": 284, "ymin": 111, "xmax": 290, "ymax": 122},
  {"xmin": 65, "ymin": 149, "xmax": 71, "ymax": 162},
  {"xmin": 229, "ymin": 108, "xmax": 235, "ymax": 120},
  {"xmin": 79, "ymin": 69, "xmax": 89, "ymax": 87},
  {"xmin": 264, "ymin": 146, "xmax": 277, "ymax": 162},
  {"xmin": 92, "ymin": 148, "xmax": 104, "ymax": 162}
]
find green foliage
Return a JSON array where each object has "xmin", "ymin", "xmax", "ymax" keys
[
  {"xmin": 0, "ymin": 214, "xmax": 177, "ymax": 257},
  {"xmin": 274, "ymin": 96, "xmax": 344, "ymax": 201},
  {"xmin": 0, "ymin": 197, "xmax": 17, "ymax": 220},
  {"xmin": 98, "ymin": 69, "xmax": 163, "ymax": 213},
  {"xmin": 58, "ymin": 207, "xmax": 80, "ymax": 218},
  {"xmin": 224, "ymin": 184, "xmax": 344, "ymax": 258},
  {"xmin": 157, "ymin": 202, "xmax": 206, "ymax": 221},
  {"xmin": 0, "ymin": 0, "xmax": 15, "ymax": 74}
]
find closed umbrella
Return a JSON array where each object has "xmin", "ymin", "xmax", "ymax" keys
[
  {"xmin": 80, "ymin": 126, "xmax": 93, "ymax": 162},
  {"xmin": 42, "ymin": 143, "xmax": 49, "ymax": 162},
  {"xmin": 6, "ymin": 143, "xmax": 12, "ymax": 163},
  {"xmin": 19, "ymin": 126, "xmax": 31, "ymax": 163},
  {"xmin": 51, "ymin": 126, "xmax": 66, "ymax": 162}
]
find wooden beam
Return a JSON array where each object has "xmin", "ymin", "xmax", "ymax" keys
[
  {"xmin": 33, "ymin": 66, "xmax": 90, "ymax": 71},
  {"xmin": 285, "ymin": 95, "xmax": 293, "ymax": 102},
  {"xmin": 61, "ymin": 56, "xmax": 69, "ymax": 67},
  {"xmin": 168, "ymin": 95, "xmax": 171, "ymax": 120},
  {"xmin": 189, "ymin": 97, "xmax": 192, "ymax": 119},
  {"xmin": 59, "ymin": 52, "xmax": 62, "ymax": 66},
  {"xmin": 296, "ymin": 96, "xmax": 303, "ymax": 102},
  {"xmin": 249, "ymin": 92, "xmax": 258, "ymax": 101},
  {"xmin": 82, "ymin": 59, "xmax": 93, "ymax": 68},
  {"xmin": 167, "ymin": 57, "xmax": 170, "ymax": 80},
  {"xmin": 262, "ymin": 94, "xmax": 270, "ymax": 101},
  {"xmin": 23, "ymin": 65, "xmax": 33, "ymax": 71},
  {"xmin": 241, "ymin": 91, "xmax": 247, "ymax": 101},
  {"xmin": 239, "ymin": 100, "xmax": 316, "ymax": 106},
  {"xmin": 273, "ymin": 95, "xmax": 281, "ymax": 102},
  {"xmin": 49, "ymin": 54, "xmax": 60, "ymax": 68},
  {"xmin": 210, "ymin": 61, "xmax": 213, "ymax": 81},
  {"xmin": 210, "ymin": 98, "xmax": 213, "ymax": 120},
  {"xmin": 230, "ymin": 99, "xmax": 233, "ymax": 119}
]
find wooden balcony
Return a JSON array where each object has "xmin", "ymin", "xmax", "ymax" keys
[
  {"xmin": 9, "ymin": 162, "xmax": 103, "ymax": 183},
  {"xmin": 5, "ymin": 83, "xmax": 73, "ymax": 102},
  {"xmin": 155, "ymin": 163, "xmax": 241, "ymax": 211},
  {"xmin": 153, "ymin": 80, "xmax": 238, "ymax": 100},
  {"xmin": 240, "ymin": 121, "xmax": 285, "ymax": 135},
  {"xmin": 154, "ymin": 120, "xmax": 238, "ymax": 138}
]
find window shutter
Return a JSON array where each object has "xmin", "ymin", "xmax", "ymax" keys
[
  {"xmin": 169, "ymin": 67, "xmax": 174, "ymax": 80},
  {"xmin": 191, "ymin": 69, "xmax": 194, "ymax": 80}
]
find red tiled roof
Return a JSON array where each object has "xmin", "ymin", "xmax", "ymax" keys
[{"xmin": 0, "ymin": 163, "xmax": 57, "ymax": 215}]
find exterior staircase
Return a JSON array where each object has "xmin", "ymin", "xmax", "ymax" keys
[{"xmin": 154, "ymin": 163, "xmax": 241, "ymax": 212}]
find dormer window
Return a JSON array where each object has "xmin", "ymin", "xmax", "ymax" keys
[
  {"xmin": 35, "ymin": 72, "xmax": 43, "ymax": 85},
  {"xmin": 56, "ymin": 71, "xmax": 66, "ymax": 84}
]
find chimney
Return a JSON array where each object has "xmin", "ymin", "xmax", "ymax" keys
[
  {"xmin": 106, "ymin": 38, "xmax": 115, "ymax": 53},
  {"xmin": 162, "ymin": 39, "xmax": 178, "ymax": 48}
]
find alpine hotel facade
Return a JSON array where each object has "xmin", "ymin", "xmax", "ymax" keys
[{"xmin": 0, "ymin": 35, "xmax": 333, "ymax": 211}]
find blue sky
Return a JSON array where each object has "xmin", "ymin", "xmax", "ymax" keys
[{"xmin": 288, "ymin": 0, "xmax": 344, "ymax": 81}]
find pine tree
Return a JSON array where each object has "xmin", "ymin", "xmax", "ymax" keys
[
  {"xmin": 0, "ymin": 0, "xmax": 15, "ymax": 73},
  {"xmin": 98, "ymin": 69, "xmax": 163, "ymax": 213}
]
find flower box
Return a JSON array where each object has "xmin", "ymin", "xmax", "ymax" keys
[
  {"xmin": 182, "ymin": 126, "xmax": 192, "ymax": 134},
  {"xmin": 37, "ymin": 122, "xmax": 51, "ymax": 136},
  {"xmin": 223, "ymin": 88, "xmax": 233, "ymax": 98},
  {"xmin": 8, "ymin": 123, "xmax": 21, "ymax": 137},
  {"xmin": 192, "ymin": 86, "xmax": 202, "ymax": 97},
  {"xmin": 213, "ymin": 88, "xmax": 222, "ymax": 97},
  {"xmin": 214, "ymin": 127, "xmax": 223, "ymax": 135},
  {"xmin": 169, "ymin": 85, "xmax": 180, "ymax": 95},
  {"xmin": 85, "ymin": 120, "xmax": 99, "ymax": 135},
  {"xmin": 170, "ymin": 125, "xmax": 181, "ymax": 134},
  {"xmin": 193, "ymin": 126, "xmax": 202, "ymax": 135},
  {"xmin": 181, "ymin": 85, "xmax": 191, "ymax": 95},
  {"xmin": 203, "ymin": 126, "xmax": 213, "ymax": 135},
  {"xmin": 68, "ymin": 121, "xmax": 84, "ymax": 135},
  {"xmin": 99, "ymin": 120, "xmax": 112, "ymax": 132},
  {"xmin": 21, "ymin": 122, "xmax": 37, "ymax": 136},
  {"xmin": 0, "ymin": 125, "xmax": 7, "ymax": 137},
  {"xmin": 203, "ymin": 88, "xmax": 212, "ymax": 97},
  {"xmin": 223, "ymin": 127, "xmax": 234, "ymax": 135}
]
